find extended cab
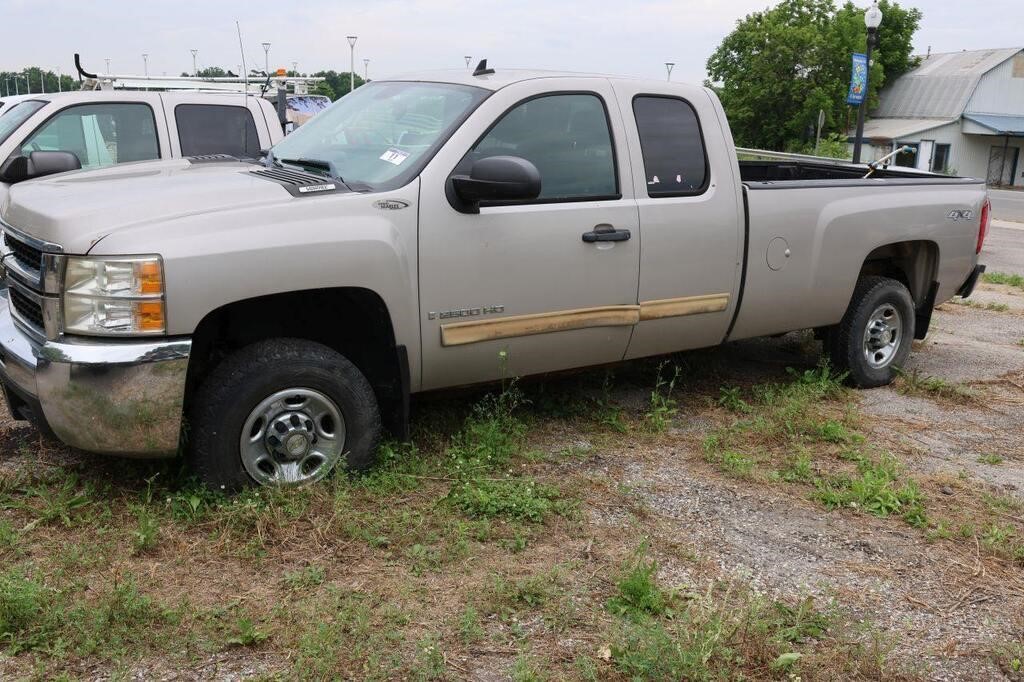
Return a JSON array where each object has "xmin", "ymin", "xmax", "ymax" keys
[
  {"xmin": 0, "ymin": 69, "xmax": 990, "ymax": 489},
  {"xmin": 0, "ymin": 91, "xmax": 284, "ymax": 206}
]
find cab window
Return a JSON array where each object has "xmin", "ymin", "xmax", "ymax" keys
[
  {"xmin": 633, "ymin": 96, "xmax": 708, "ymax": 196},
  {"xmin": 462, "ymin": 93, "xmax": 618, "ymax": 202},
  {"xmin": 175, "ymin": 104, "xmax": 261, "ymax": 158},
  {"xmin": 20, "ymin": 103, "xmax": 159, "ymax": 170}
]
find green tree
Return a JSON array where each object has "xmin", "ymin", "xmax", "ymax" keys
[
  {"xmin": 705, "ymin": 0, "xmax": 921, "ymax": 151},
  {"xmin": 1, "ymin": 67, "xmax": 76, "ymax": 95},
  {"xmin": 312, "ymin": 70, "xmax": 365, "ymax": 99}
]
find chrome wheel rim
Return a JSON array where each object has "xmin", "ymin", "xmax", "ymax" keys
[
  {"xmin": 863, "ymin": 304, "xmax": 903, "ymax": 369},
  {"xmin": 239, "ymin": 388, "xmax": 346, "ymax": 486}
]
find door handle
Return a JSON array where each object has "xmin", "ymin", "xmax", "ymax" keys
[{"xmin": 582, "ymin": 224, "xmax": 631, "ymax": 243}]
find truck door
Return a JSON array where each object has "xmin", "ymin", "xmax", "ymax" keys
[
  {"xmin": 417, "ymin": 79, "xmax": 640, "ymax": 390},
  {"xmin": 610, "ymin": 82, "xmax": 744, "ymax": 359}
]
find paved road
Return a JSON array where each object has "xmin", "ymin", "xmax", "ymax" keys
[
  {"xmin": 990, "ymin": 188, "xmax": 1024, "ymax": 222},
  {"xmin": 982, "ymin": 223, "xmax": 1024, "ymax": 277}
]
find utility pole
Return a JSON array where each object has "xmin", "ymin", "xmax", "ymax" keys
[
  {"xmin": 105, "ymin": 57, "xmax": 111, "ymax": 74},
  {"xmin": 40, "ymin": 69, "xmax": 45, "ymax": 93},
  {"xmin": 142, "ymin": 53, "xmax": 149, "ymax": 77},
  {"xmin": 292, "ymin": 60, "xmax": 298, "ymax": 75},
  {"xmin": 665, "ymin": 62, "xmax": 675, "ymax": 81},
  {"xmin": 57, "ymin": 68, "xmax": 62, "ymax": 92},
  {"xmin": 347, "ymin": 36, "xmax": 358, "ymax": 93},
  {"xmin": 852, "ymin": 2, "xmax": 883, "ymax": 164},
  {"xmin": 262, "ymin": 42, "xmax": 271, "ymax": 73},
  {"xmin": 191, "ymin": 49, "xmax": 199, "ymax": 77}
]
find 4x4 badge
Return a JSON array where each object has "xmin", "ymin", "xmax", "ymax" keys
[{"xmin": 374, "ymin": 199, "xmax": 410, "ymax": 210}]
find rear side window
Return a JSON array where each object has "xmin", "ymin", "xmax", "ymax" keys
[
  {"xmin": 19, "ymin": 103, "xmax": 159, "ymax": 170},
  {"xmin": 175, "ymin": 104, "xmax": 260, "ymax": 158},
  {"xmin": 633, "ymin": 96, "xmax": 708, "ymax": 197}
]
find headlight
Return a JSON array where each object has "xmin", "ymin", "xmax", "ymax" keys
[{"xmin": 62, "ymin": 256, "xmax": 166, "ymax": 335}]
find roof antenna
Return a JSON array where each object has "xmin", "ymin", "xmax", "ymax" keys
[
  {"xmin": 473, "ymin": 59, "xmax": 495, "ymax": 77},
  {"xmin": 74, "ymin": 53, "xmax": 96, "ymax": 82}
]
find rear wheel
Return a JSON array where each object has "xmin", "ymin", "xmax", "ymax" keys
[
  {"xmin": 827, "ymin": 276, "xmax": 915, "ymax": 388},
  {"xmin": 187, "ymin": 339, "xmax": 381, "ymax": 490}
]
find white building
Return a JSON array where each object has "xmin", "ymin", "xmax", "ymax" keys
[{"xmin": 852, "ymin": 47, "xmax": 1024, "ymax": 186}]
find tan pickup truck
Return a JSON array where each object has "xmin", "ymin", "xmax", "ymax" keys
[{"xmin": 0, "ymin": 66, "xmax": 990, "ymax": 489}]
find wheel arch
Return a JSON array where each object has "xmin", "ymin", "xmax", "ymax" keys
[
  {"xmin": 184, "ymin": 287, "xmax": 409, "ymax": 440},
  {"xmin": 858, "ymin": 240, "xmax": 939, "ymax": 307}
]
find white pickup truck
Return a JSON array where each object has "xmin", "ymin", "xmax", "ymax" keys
[
  {"xmin": 0, "ymin": 67, "xmax": 989, "ymax": 489},
  {"xmin": 0, "ymin": 90, "xmax": 284, "ymax": 206}
]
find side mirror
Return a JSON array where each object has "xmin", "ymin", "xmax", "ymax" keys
[
  {"xmin": 0, "ymin": 151, "xmax": 82, "ymax": 184},
  {"xmin": 450, "ymin": 156, "xmax": 541, "ymax": 213}
]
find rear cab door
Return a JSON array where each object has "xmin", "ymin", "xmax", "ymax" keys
[
  {"xmin": 610, "ymin": 81, "xmax": 745, "ymax": 359},
  {"xmin": 160, "ymin": 93, "xmax": 272, "ymax": 159},
  {"xmin": 417, "ymin": 77, "xmax": 641, "ymax": 389}
]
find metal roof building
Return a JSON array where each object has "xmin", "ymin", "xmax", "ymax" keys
[{"xmin": 851, "ymin": 47, "xmax": 1024, "ymax": 186}]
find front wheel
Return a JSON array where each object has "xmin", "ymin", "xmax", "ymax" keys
[
  {"xmin": 187, "ymin": 339, "xmax": 381, "ymax": 490},
  {"xmin": 827, "ymin": 276, "xmax": 916, "ymax": 388}
]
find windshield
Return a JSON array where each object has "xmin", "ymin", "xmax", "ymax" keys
[
  {"xmin": 270, "ymin": 81, "xmax": 488, "ymax": 190},
  {"xmin": 0, "ymin": 100, "xmax": 46, "ymax": 147}
]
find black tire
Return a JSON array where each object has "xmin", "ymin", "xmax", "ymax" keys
[
  {"xmin": 187, "ymin": 338, "xmax": 381, "ymax": 490},
  {"xmin": 827, "ymin": 276, "xmax": 915, "ymax": 388}
]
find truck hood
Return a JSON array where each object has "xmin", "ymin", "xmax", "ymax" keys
[{"xmin": 0, "ymin": 159, "xmax": 314, "ymax": 253}]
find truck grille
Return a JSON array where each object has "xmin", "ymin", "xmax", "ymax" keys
[
  {"xmin": 2, "ymin": 231, "xmax": 42, "ymax": 274},
  {"xmin": 8, "ymin": 285, "xmax": 45, "ymax": 331}
]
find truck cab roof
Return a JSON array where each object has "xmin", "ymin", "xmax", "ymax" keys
[{"xmin": 384, "ymin": 68, "xmax": 661, "ymax": 92}]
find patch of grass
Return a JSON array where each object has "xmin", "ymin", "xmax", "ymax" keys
[
  {"xmin": 983, "ymin": 271, "xmax": 1024, "ymax": 289},
  {"xmin": 645, "ymin": 362, "xmax": 680, "ymax": 432},
  {"xmin": 458, "ymin": 605, "xmax": 484, "ymax": 644},
  {"xmin": 284, "ymin": 565, "xmax": 325, "ymax": 590},
  {"xmin": 447, "ymin": 478, "xmax": 565, "ymax": 523},
  {"xmin": 606, "ymin": 551, "xmax": 672, "ymax": 621},
  {"xmin": 896, "ymin": 368, "xmax": 978, "ymax": 403},
  {"xmin": 949, "ymin": 297, "xmax": 1010, "ymax": 312},
  {"xmin": 411, "ymin": 632, "xmax": 446, "ymax": 680},
  {"xmin": 978, "ymin": 453, "xmax": 1005, "ymax": 466},
  {"xmin": 718, "ymin": 386, "xmax": 751, "ymax": 413},
  {"xmin": 604, "ymin": 564, "xmax": 887, "ymax": 681},
  {"xmin": 129, "ymin": 504, "xmax": 160, "ymax": 554},
  {"xmin": 814, "ymin": 455, "xmax": 928, "ymax": 528},
  {"xmin": 779, "ymin": 450, "xmax": 814, "ymax": 483},
  {"xmin": 226, "ymin": 616, "xmax": 268, "ymax": 647}
]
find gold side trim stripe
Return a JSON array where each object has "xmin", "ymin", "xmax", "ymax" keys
[
  {"xmin": 441, "ymin": 305, "xmax": 639, "ymax": 347},
  {"xmin": 639, "ymin": 293, "xmax": 730, "ymax": 321},
  {"xmin": 439, "ymin": 293, "xmax": 731, "ymax": 347}
]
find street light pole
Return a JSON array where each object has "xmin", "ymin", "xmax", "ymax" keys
[
  {"xmin": 262, "ymin": 42, "xmax": 271, "ymax": 74},
  {"xmin": 852, "ymin": 2, "xmax": 883, "ymax": 164},
  {"xmin": 464, "ymin": 56, "xmax": 472, "ymax": 69},
  {"xmin": 191, "ymin": 49, "xmax": 199, "ymax": 77},
  {"xmin": 665, "ymin": 62, "xmax": 675, "ymax": 81},
  {"xmin": 363, "ymin": 58, "xmax": 370, "ymax": 81},
  {"xmin": 142, "ymin": 53, "xmax": 149, "ymax": 77},
  {"xmin": 105, "ymin": 58, "xmax": 111, "ymax": 74},
  {"xmin": 347, "ymin": 36, "xmax": 358, "ymax": 93},
  {"xmin": 292, "ymin": 61, "xmax": 298, "ymax": 75}
]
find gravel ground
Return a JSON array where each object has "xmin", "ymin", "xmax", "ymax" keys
[{"xmin": 585, "ymin": 282, "xmax": 1024, "ymax": 680}]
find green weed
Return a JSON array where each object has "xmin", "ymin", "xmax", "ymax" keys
[
  {"xmin": 983, "ymin": 271, "xmax": 1024, "ymax": 289},
  {"xmin": 645, "ymin": 362, "xmax": 681, "ymax": 432}
]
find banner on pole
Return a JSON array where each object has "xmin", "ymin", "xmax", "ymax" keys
[{"xmin": 846, "ymin": 53, "xmax": 868, "ymax": 105}]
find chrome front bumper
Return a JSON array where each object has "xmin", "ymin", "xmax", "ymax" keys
[{"xmin": 0, "ymin": 289, "xmax": 191, "ymax": 458}]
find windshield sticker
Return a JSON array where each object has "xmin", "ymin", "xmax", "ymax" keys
[{"xmin": 380, "ymin": 148, "xmax": 410, "ymax": 165}]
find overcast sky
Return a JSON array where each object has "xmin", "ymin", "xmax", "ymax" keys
[{"xmin": 3, "ymin": 0, "xmax": 1022, "ymax": 84}]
